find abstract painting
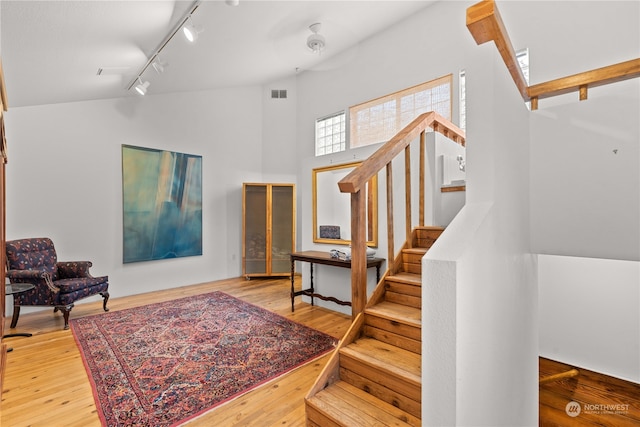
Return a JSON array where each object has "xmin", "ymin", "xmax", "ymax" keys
[{"xmin": 122, "ymin": 145, "xmax": 202, "ymax": 263}]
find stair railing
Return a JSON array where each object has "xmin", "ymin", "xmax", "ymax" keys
[
  {"xmin": 338, "ymin": 111, "xmax": 464, "ymax": 318},
  {"xmin": 466, "ymin": 0, "xmax": 640, "ymax": 110},
  {"xmin": 539, "ymin": 368, "xmax": 579, "ymax": 385}
]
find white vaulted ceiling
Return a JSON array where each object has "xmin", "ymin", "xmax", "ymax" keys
[{"xmin": 1, "ymin": 0, "xmax": 435, "ymax": 107}]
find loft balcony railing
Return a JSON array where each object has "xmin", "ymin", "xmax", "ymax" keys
[{"xmin": 466, "ymin": 0, "xmax": 640, "ymax": 110}]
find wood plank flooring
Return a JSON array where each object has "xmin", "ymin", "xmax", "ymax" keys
[
  {"xmin": 4, "ymin": 278, "xmax": 639, "ymax": 426},
  {"xmin": 1, "ymin": 276, "xmax": 351, "ymax": 427},
  {"xmin": 539, "ymin": 357, "xmax": 640, "ymax": 426}
]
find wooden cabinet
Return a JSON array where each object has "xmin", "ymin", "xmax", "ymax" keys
[{"xmin": 242, "ymin": 183, "xmax": 295, "ymax": 279}]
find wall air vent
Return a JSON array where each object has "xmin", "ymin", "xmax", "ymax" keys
[{"xmin": 271, "ymin": 89, "xmax": 287, "ymax": 99}]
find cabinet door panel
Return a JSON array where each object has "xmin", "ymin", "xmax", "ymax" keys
[
  {"xmin": 271, "ymin": 185, "xmax": 294, "ymax": 274},
  {"xmin": 243, "ymin": 185, "xmax": 267, "ymax": 275}
]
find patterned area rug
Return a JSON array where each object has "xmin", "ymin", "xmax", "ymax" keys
[{"xmin": 71, "ymin": 291, "xmax": 337, "ymax": 427}]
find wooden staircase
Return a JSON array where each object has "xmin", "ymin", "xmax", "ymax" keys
[{"xmin": 305, "ymin": 226, "xmax": 444, "ymax": 426}]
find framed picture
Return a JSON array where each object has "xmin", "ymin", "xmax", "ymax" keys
[{"xmin": 122, "ymin": 145, "xmax": 202, "ymax": 263}]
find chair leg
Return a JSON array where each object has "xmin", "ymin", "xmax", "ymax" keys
[
  {"xmin": 10, "ymin": 305, "xmax": 21, "ymax": 328},
  {"xmin": 57, "ymin": 304, "xmax": 74, "ymax": 330},
  {"xmin": 100, "ymin": 291, "xmax": 110, "ymax": 312}
]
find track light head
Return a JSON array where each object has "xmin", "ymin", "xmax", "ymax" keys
[
  {"xmin": 134, "ymin": 78, "xmax": 150, "ymax": 95},
  {"xmin": 152, "ymin": 59, "xmax": 167, "ymax": 74},
  {"xmin": 183, "ymin": 17, "xmax": 203, "ymax": 43}
]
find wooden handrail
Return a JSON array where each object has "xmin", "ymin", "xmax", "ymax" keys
[
  {"xmin": 528, "ymin": 58, "xmax": 640, "ymax": 101},
  {"xmin": 539, "ymin": 369, "xmax": 579, "ymax": 385},
  {"xmin": 338, "ymin": 111, "xmax": 464, "ymax": 317},
  {"xmin": 0, "ymin": 59, "xmax": 7, "ymax": 113},
  {"xmin": 466, "ymin": 0, "xmax": 529, "ymax": 101},
  {"xmin": 466, "ymin": 0, "xmax": 640, "ymax": 110},
  {"xmin": 339, "ymin": 112, "xmax": 465, "ymax": 195}
]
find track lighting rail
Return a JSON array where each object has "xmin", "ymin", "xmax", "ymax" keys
[{"xmin": 126, "ymin": 0, "xmax": 202, "ymax": 93}]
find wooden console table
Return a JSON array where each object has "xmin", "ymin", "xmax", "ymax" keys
[{"xmin": 290, "ymin": 250, "xmax": 385, "ymax": 312}]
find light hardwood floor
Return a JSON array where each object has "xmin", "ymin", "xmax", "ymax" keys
[
  {"xmin": 1, "ymin": 276, "xmax": 351, "ymax": 427},
  {"xmin": 539, "ymin": 357, "xmax": 640, "ymax": 426}
]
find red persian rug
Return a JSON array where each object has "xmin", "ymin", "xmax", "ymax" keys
[{"xmin": 71, "ymin": 291, "xmax": 337, "ymax": 427}]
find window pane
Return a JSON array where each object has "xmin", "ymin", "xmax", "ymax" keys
[
  {"xmin": 350, "ymin": 74, "xmax": 452, "ymax": 149},
  {"xmin": 315, "ymin": 111, "xmax": 346, "ymax": 157},
  {"xmin": 459, "ymin": 69, "xmax": 466, "ymax": 131}
]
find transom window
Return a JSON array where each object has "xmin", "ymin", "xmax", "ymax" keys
[{"xmin": 349, "ymin": 75, "xmax": 452, "ymax": 149}]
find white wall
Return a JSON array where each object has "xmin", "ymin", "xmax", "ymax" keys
[
  {"xmin": 424, "ymin": 15, "xmax": 538, "ymax": 423},
  {"xmin": 261, "ymin": 75, "xmax": 298, "ymax": 179},
  {"xmin": 539, "ymin": 255, "xmax": 640, "ymax": 383},
  {"xmin": 458, "ymin": 46, "xmax": 538, "ymax": 426},
  {"xmin": 530, "ymin": 83, "xmax": 640, "ymax": 261},
  {"xmin": 4, "ymin": 86, "xmax": 275, "ymax": 309},
  {"xmin": 422, "ymin": 201, "xmax": 493, "ymax": 425}
]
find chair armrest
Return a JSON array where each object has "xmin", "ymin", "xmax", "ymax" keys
[
  {"xmin": 6, "ymin": 269, "xmax": 60, "ymax": 293},
  {"xmin": 57, "ymin": 261, "xmax": 94, "ymax": 279},
  {"xmin": 6, "ymin": 269, "xmax": 47, "ymax": 282}
]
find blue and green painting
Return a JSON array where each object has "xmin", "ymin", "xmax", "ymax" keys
[{"xmin": 122, "ymin": 145, "xmax": 202, "ymax": 263}]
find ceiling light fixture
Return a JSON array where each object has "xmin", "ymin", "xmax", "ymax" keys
[
  {"xmin": 134, "ymin": 78, "xmax": 150, "ymax": 95},
  {"xmin": 307, "ymin": 23, "xmax": 325, "ymax": 55},
  {"xmin": 152, "ymin": 58, "xmax": 167, "ymax": 74},
  {"xmin": 126, "ymin": 0, "xmax": 202, "ymax": 94},
  {"xmin": 225, "ymin": 0, "xmax": 240, "ymax": 6},
  {"xmin": 182, "ymin": 16, "xmax": 203, "ymax": 43}
]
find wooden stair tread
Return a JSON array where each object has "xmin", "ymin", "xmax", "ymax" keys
[
  {"xmin": 307, "ymin": 380, "xmax": 419, "ymax": 427},
  {"xmin": 386, "ymin": 272, "xmax": 422, "ymax": 286},
  {"xmin": 385, "ymin": 281, "xmax": 421, "ymax": 298},
  {"xmin": 402, "ymin": 247, "xmax": 427, "ymax": 255},
  {"xmin": 414, "ymin": 226, "xmax": 445, "ymax": 231},
  {"xmin": 340, "ymin": 337, "xmax": 421, "ymax": 385},
  {"xmin": 366, "ymin": 301, "xmax": 421, "ymax": 327}
]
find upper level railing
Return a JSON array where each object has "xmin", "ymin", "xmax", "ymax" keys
[
  {"xmin": 338, "ymin": 111, "xmax": 465, "ymax": 317},
  {"xmin": 466, "ymin": 0, "xmax": 640, "ymax": 110}
]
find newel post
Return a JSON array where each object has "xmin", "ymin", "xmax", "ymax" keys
[{"xmin": 350, "ymin": 189, "xmax": 367, "ymax": 318}]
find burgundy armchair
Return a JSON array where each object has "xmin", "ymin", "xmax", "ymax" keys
[{"xmin": 5, "ymin": 237, "xmax": 109, "ymax": 330}]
